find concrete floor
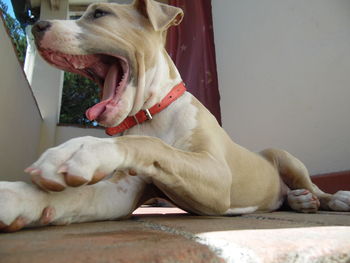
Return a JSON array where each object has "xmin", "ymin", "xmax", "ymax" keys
[{"xmin": 0, "ymin": 208, "xmax": 349, "ymax": 263}]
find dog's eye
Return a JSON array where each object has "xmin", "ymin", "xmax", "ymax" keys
[{"xmin": 93, "ymin": 9, "xmax": 108, "ymax": 19}]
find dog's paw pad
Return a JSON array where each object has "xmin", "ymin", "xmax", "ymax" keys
[
  {"xmin": 40, "ymin": 207, "xmax": 56, "ymax": 225},
  {"xmin": 288, "ymin": 189, "xmax": 320, "ymax": 213},
  {"xmin": 64, "ymin": 174, "xmax": 88, "ymax": 187},
  {"xmin": 31, "ymin": 174, "xmax": 65, "ymax": 192},
  {"xmin": 0, "ymin": 217, "xmax": 28, "ymax": 233},
  {"xmin": 88, "ymin": 171, "xmax": 108, "ymax": 185}
]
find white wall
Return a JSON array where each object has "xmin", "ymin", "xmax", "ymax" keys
[
  {"xmin": 30, "ymin": 0, "xmax": 69, "ymax": 154},
  {"xmin": 0, "ymin": 18, "xmax": 42, "ymax": 182},
  {"xmin": 212, "ymin": 0, "xmax": 350, "ymax": 174},
  {"xmin": 55, "ymin": 126, "xmax": 109, "ymax": 145}
]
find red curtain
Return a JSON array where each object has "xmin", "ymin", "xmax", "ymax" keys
[{"xmin": 166, "ymin": 0, "xmax": 221, "ymax": 124}]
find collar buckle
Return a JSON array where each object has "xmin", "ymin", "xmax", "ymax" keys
[{"xmin": 144, "ymin": 109, "xmax": 153, "ymax": 120}]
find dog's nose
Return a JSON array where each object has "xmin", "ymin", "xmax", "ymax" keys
[{"xmin": 32, "ymin": 21, "xmax": 51, "ymax": 39}]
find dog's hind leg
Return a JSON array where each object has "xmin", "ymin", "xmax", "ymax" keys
[{"xmin": 260, "ymin": 149, "xmax": 350, "ymax": 212}]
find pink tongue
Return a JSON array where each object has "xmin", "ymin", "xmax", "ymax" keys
[
  {"xmin": 85, "ymin": 100, "xmax": 110, "ymax": 121},
  {"xmin": 85, "ymin": 64, "xmax": 118, "ymax": 121}
]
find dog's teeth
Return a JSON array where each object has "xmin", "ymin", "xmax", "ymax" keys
[{"xmin": 72, "ymin": 61, "xmax": 85, "ymax": 69}]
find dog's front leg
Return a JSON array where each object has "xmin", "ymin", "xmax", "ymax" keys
[
  {"xmin": 26, "ymin": 135, "xmax": 232, "ymax": 216},
  {"xmin": 117, "ymin": 136, "xmax": 233, "ymax": 215},
  {"xmin": 45, "ymin": 176, "xmax": 147, "ymax": 225},
  {"xmin": 0, "ymin": 176, "xmax": 146, "ymax": 232}
]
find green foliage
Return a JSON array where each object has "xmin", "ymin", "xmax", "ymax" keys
[
  {"xmin": 0, "ymin": 0, "xmax": 27, "ymax": 63},
  {"xmin": 60, "ymin": 72, "xmax": 100, "ymax": 126}
]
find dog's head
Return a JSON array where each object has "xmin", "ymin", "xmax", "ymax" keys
[{"xmin": 32, "ymin": 0, "xmax": 183, "ymax": 127}]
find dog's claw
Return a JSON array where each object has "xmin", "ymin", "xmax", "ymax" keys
[
  {"xmin": 57, "ymin": 165, "xmax": 68, "ymax": 175},
  {"xmin": 24, "ymin": 167, "xmax": 36, "ymax": 173}
]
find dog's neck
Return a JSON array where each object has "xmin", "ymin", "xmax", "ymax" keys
[
  {"xmin": 130, "ymin": 48, "xmax": 183, "ymax": 115},
  {"xmin": 105, "ymin": 82, "xmax": 186, "ymax": 136},
  {"xmin": 125, "ymin": 90, "xmax": 197, "ymax": 150},
  {"xmin": 122, "ymin": 49, "xmax": 197, "ymax": 148}
]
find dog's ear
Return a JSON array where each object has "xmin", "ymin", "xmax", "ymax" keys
[{"xmin": 134, "ymin": 0, "xmax": 184, "ymax": 31}]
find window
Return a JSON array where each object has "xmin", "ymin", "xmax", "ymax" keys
[{"xmin": 60, "ymin": 72, "xmax": 100, "ymax": 126}]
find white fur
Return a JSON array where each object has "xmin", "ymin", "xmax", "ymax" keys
[
  {"xmin": 224, "ymin": 206, "xmax": 258, "ymax": 215},
  {"xmin": 0, "ymin": 136, "xmax": 144, "ymax": 226},
  {"xmin": 130, "ymin": 50, "xmax": 182, "ymax": 116},
  {"xmin": 328, "ymin": 191, "xmax": 350, "ymax": 212},
  {"xmin": 48, "ymin": 177, "xmax": 146, "ymax": 224},
  {"xmin": 40, "ymin": 20, "xmax": 84, "ymax": 54},
  {"xmin": 143, "ymin": 51, "xmax": 183, "ymax": 109},
  {"xmin": 0, "ymin": 182, "xmax": 47, "ymax": 225},
  {"xmin": 127, "ymin": 92, "xmax": 197, "ymax": 151},
  {"xmin": 0, "ymin": 177, "xmax": 146, "ymax": 226},
  {"xmin": 30, "ymin": 136, "xmax": 122, "ymax": 186}
]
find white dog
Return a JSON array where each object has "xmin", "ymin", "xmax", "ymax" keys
[{"xmin": 0, "ymin": 0, "xmax": 349, "ymax": 232}]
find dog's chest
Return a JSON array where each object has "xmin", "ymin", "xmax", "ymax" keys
[{"xmin": 125, "ymin": 93, "xmax": 198, "ymax": 151}]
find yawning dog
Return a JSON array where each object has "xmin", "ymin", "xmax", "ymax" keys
[{"xmin": 0, "ymin": 0, "xmax": 349, "ymax": 232}]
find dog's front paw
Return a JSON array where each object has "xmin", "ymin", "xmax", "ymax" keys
[
  {"xmin": 0, "ymin": 182, "xmax": 50, "ymax": 232},
  {"xmin": 328, "ymin": 191, "xmax": 350, "ymax": 212},
  {"xmin": 25, "ymin": 137, "xmax": 122, "ymax": 191}
]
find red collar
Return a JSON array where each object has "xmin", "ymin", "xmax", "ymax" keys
[{"xmin": 105, "ymin": 82, "xmax": 186, "ymax": 136}]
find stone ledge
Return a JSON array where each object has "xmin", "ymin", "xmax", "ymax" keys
[{"xmin": 0, "ymin": 209, "xmax": 349, "ymax": 263}]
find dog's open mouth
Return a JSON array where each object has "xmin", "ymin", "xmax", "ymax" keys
[{"xmin": 39, "ymin": 49, "xmax": 129, "ymax": 124}]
